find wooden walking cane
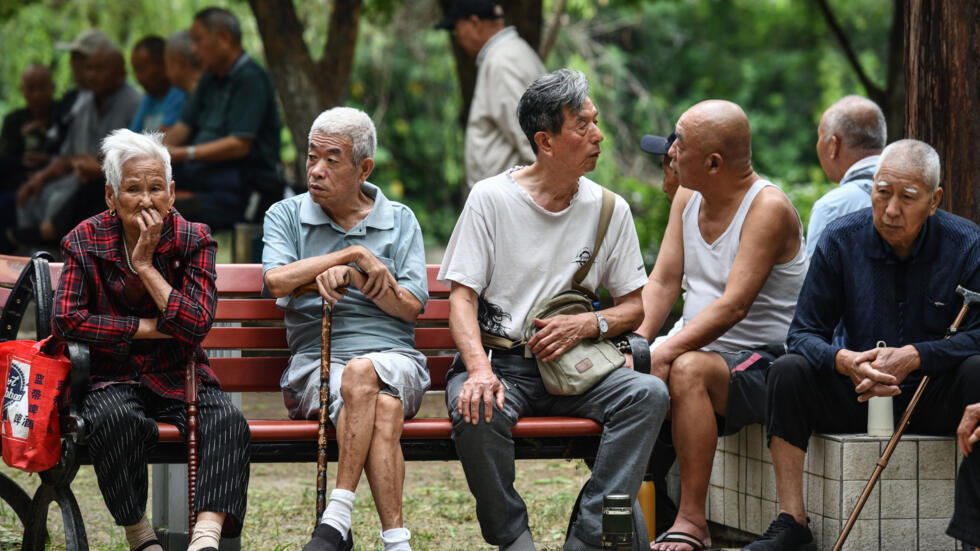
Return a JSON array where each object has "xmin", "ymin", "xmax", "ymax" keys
[
  {"xmin": 833, "ymin": 285, "xmax": 980, "ymax": 551},
  {"xmin": 186, "ymin": 356, "xmax": 199, "ymax": 535},
  {"xmin": 293, "ymin": 281, "xmax": 346, "ymax": 523}
]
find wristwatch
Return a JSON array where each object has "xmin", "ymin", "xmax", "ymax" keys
[{"xmin": 594, "ymin": 311, "xmax": 609, "ymax": 340}]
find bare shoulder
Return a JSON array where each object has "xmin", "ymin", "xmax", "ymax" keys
[{"xmin": 749, "ymin": 185, "xmax": 799, "ymax": 227}]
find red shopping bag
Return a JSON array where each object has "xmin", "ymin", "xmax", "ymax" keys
[{"xmin": 0, "ymin": 337, "xmax": 70, "ymax": 472}]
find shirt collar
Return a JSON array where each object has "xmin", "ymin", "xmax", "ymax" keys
[
  {"xmin": 299, "ymin": 182, "xmax": 394, "ymax": 234},
  {"xmin": 477, "ymin": 26, "xmax": 518, "ymax": 66},
  {"xmin": 87, "ymin": 209, "xmax": 178, "ymax": 261},
  {"xmin": 840, "ymin": 154, "xmax": 880, "ymax": 186},
  {"xmin": 865, "ymin": 211, "xmax": 934, "ymax": 263}
]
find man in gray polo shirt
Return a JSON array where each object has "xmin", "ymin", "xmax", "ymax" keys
[{"xmin": 263, "ymin": 107, "xmax": 427, "ymax": 551}]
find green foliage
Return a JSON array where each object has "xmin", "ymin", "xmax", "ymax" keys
[{"xmin": 0, "ymin": 0, "xmax": 895, "ymax": 262}]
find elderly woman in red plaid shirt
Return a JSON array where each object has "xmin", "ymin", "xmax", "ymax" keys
[{"xmin": 51, "ymin": 129, "xmax": 249, "ymax": 551}]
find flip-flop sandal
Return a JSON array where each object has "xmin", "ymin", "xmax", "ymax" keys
[{"xmin": 652, "ymin": 530, "xmax": 708, "ymax": 550}]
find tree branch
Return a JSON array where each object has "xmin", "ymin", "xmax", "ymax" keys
[
  {"xmin": 814, "ymin": 0, "xmax": 885, "ymax": 99},
  {"xmin": 538, "ymin": 0, "xmax": 567, "ymax": 61}
]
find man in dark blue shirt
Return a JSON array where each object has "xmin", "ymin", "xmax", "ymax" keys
[{"xmin": 746, "ymin": 139, "xmax": 980, "ymax": 551}]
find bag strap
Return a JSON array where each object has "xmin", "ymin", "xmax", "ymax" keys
[{"xmin": 571, "ymin": 187, "xmax": 615, "ymax": 298}]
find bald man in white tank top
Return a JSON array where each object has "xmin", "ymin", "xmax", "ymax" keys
[{"xmin": 637, "ymin": 100, "xmax": 808, "ymax": 551}]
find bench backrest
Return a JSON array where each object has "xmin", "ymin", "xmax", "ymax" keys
[
  {"xmin": 0, "ymin": 256, "xmax": 455, "ymax": 393},
  {"xmin": 208, "ymin": 264, "xmax": 454, "ymax": 392}
]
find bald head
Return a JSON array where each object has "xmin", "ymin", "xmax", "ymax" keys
[
  {"xmin": 671, "ymin": 100, "xmax": 753, "ymax": 189},
  {"xmin": 20, "ymin": 64, "xmax": 54, "ymax": 116}
]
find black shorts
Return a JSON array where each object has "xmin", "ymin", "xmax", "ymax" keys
[{"xmin": 715, "ymin": 342, "xmax": 785, "ymax": 436}]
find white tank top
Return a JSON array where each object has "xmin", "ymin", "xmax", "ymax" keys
[{"xmin": 681, "ymin": 180, "xmax": 808, "ymax": 352}]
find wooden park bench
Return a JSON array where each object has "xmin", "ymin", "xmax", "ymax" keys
[{"xmin": 0, "ymin": 253, "xmax": 628, "ymax": 550}]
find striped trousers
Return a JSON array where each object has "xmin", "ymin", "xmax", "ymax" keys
[{"xmin": 82, "ymin": 383, "xmax": 251, "ymax": 535}]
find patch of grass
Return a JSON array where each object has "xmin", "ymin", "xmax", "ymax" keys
[{"xmin": 0, "ymin": 392, "xmax": 592, "ymax": 549}]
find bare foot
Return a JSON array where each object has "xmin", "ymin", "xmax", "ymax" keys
[{"xmin": 650, "ymin": 517, "xmax": 711, "ymax": 551}]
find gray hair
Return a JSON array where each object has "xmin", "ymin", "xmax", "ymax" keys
[
  {"xmin": 308, "ymin": 107, "xmax": 377, "ymax": 165},
  {"xmin": 101, "ymin": 129, "xmax": 172, "ymax": 195},
  {"xmin": 518, "ymin": 68, "xmax": 590, "ymax": 154},
  {"xmin": 166, "ymin": 30, "xmax": 200, "ymax": 68},
  {"xmin": 822, "ymin": 95, "xmax": 886, "ymax": 152},
  {"xmin": 194, "ymin": 7, "xmax": 242, "ymax": 44},
  {"xmin": 875, "ymin": 139, "xmax": 941, "ymax": 193}
]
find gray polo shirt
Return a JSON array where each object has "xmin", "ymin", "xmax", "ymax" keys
[{"xmin": 262, "ymin": 182, "xmax": 427, "ymax": 356}]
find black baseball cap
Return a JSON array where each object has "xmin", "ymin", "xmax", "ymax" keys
[
  {"xmin": 434, "ymin": 0, "xmax": 504, "ymax": 30},
  {"xmin": 640, "ymin": 131, "xmax": 677, "ymax": 155}
]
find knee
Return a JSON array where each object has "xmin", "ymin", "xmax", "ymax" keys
[
  {"xmin": 373, "ymin": 394, "xmax": 404, "ymax": 438},
  {"xmin": 766, "ymin": 353, "xmax": 812, "ymax": 395},
  {"xmin": 340, "ymin": 358, "xmax": 380, "ymax": 403},
  {"xmin": 635, "ymin": 374, "xmax": 669, "ymax": 419},
  {"xmin": 668, "ymin": 352, "xmax": 708, "ymax": 393}
]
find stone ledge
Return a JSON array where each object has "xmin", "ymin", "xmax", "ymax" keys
[{"xmin": 667, "ymin": 425, "xmax": 961, "ymax": 550}]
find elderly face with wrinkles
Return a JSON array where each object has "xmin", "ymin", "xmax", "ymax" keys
[{"xmin": 871, "ymin": 158, "xmax": 942, "ymax": 258}]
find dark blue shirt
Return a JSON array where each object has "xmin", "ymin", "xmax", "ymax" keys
[{"xmin": 787, "ymin": 208, "xmax": 980, "ymax": 389}]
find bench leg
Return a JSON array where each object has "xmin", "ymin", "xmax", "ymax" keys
[
  {"xmin": 22, "ymin": 480, "xmax": 88, "ymax": 551},
  {"xmin": 0, "ymin": 470, "xmax": 34, "ymax": 527}
]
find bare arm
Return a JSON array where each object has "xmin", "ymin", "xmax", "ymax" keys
[
  {"xmin": 637, "ymin": 187, "xmax": 691, "ymax": 340},
  {"xmin": 654, "ymin": 187, "xmax": 801, "ymax": 375},
  {"xmin": 163, "ymin": 121, "xmax": 192, "ymax": 146},
  {"xmin": 526, "ymin": 287, "xmax": 644, "ymax": 362},
  {"xmin": 263, "ymin": 246, "xmax": 362, "ymax": 298},
  {"xmin": 169, "ymin": 136, "xmax": 253, "ymax": 163},
  {"xmin": 449, "ymin": 282, "xmax": 505, "ymax": 424},
  {"xmin": 316, "ymin": 265, "xmax": 422, "ymax": 323}
]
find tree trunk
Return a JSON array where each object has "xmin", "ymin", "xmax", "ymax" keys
[
  {"xmin": 905, "ymin": 0, "xmax": 979, "ymax": 222},
  {"xmin": 439, "ymin": 0, "xmax": 542, "ymax": 128},
  {"xmin": 248, "ymin": 0, "xmax": 362, "ymax": 165}
]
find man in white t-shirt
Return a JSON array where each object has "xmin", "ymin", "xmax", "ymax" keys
[
  {"xmin": 439, "ymin": 69, "xmax": 668, "ymax": 551},
  {"xmin": 638, "ymin": 100, "xmax": 808, "ymax": 551}
]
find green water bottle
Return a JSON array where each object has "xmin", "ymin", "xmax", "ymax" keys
[{"xmin": 601, "ymin": 494, "xmax": 633, "ymax": 550}]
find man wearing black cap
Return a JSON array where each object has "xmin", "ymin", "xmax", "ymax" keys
[{"xmin": 436, "ymin": 0, "xmax": 545, "ymax": 192}]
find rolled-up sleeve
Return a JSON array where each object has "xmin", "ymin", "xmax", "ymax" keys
[{"xmin": 156, "ymin": 227, "xmax": 217, "ymax": 344}]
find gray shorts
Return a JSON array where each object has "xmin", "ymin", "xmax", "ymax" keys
[
  {"xmin": 281, "ymin": 348, "xmax": 430, "ymax": 425},
  {"xmin": 715, "ymin": 343, "xmax": 785, "ymax": 436}
]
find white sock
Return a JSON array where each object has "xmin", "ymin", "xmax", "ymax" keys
[
  {"xmin": 187, "ymin": 518, "xmax": 223, "ymax": 551},
  {"xmin": 123, "ymin": 516, "xmax": 161, "ymax": 551},
  {"xmin": 381, "ymin": 527, "xmax": 412, "ymax": 551},
  {"xmin": 321, "ymin": 488, "xmax": 356, "ymax": 538}
]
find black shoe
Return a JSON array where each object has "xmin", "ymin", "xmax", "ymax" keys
[
  {"xmin": 302, "ymin": 523, "xmax": 353, "ymax": 551},
  {"xmin": 742, "ymin": 513, "xmax": 816, "ymax": 550}
]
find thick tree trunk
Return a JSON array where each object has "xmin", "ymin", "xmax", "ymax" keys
[
  {"xmin": 248, "ymin": 0, "xmax": 362, "ymax": 164},
  {"xmin": 439, "ymin": 0, "xmax": 542, "ymax": 128},
  {"xmin": 905, "ymin": 0, "xmax": 979, "ymax": 222}
]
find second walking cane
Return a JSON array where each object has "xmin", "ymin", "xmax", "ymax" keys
[
  {"xmin": 832, "ymin": 285, "xmax": 980, "ymax": 551},
  {"xmin": 186, "ymin": 356, "xmax": 199, "ymax": 534}
]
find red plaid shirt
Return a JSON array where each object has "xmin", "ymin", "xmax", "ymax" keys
[{"xmin": 53, "ymin": 210, "xmax": 219, "ymax": 399}]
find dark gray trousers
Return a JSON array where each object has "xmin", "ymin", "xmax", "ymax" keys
[{"xmin": 446, "ymin": 354, "xmax": 668, "ymax": 549}]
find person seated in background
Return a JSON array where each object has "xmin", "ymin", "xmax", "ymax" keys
[
  {"xmin": 165, "ymin": 7, "xmax": 283, "ymax": 231},
  {"xmin": 807, "ymin": 95, "xmax": 886, "ymax": 256},
  {"xmin": 748, "ymin": 140, "xmax": 980, "ymax": 551},
  {"xmin": 440, "ymin": 68, "xmax": 667, "ymax": 551},
  {"xmin": 53, "ymin": 129, "xmax": 250, "ymax": 551},
  {"xmin": 263, "ymin": 107, "xmax": 428, "ymax": 551},
  {"xmin": 47, "ymin": 29, "xmax": 115, "ymax": 154},
  {"xmin": 0, "ymin": 64, "xmax": 55, "ymax": 252},
  {"xmin": 129, "ymin": 36, "xmax": 186, "ymax": 133},
  {"xmin": 638, "ymin": 100, "xmax": 808, "ymax": 551},
  {"xmin": 12, "ymin": 43, "xmax": 140, "ymax": 250},
  {"xmin": 164, "ymin": 30, "xmax": 204, "ymax": 96}
]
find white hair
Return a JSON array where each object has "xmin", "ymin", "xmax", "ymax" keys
[
  {"xmin": 308, "ymin": 107, "xmax": 376, "ymax": 164},
  {"xmin": 876, "ymin": 139, "xmax": 941, "ymax": 193},
  {"xmin": 101, "ymin": 129, "xmax": 172, "ymax": 195}
]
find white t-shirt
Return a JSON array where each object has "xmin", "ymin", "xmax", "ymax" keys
[{"xmin": 438, "ymin": 169, "xmax": 648, "ymax": 341}]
